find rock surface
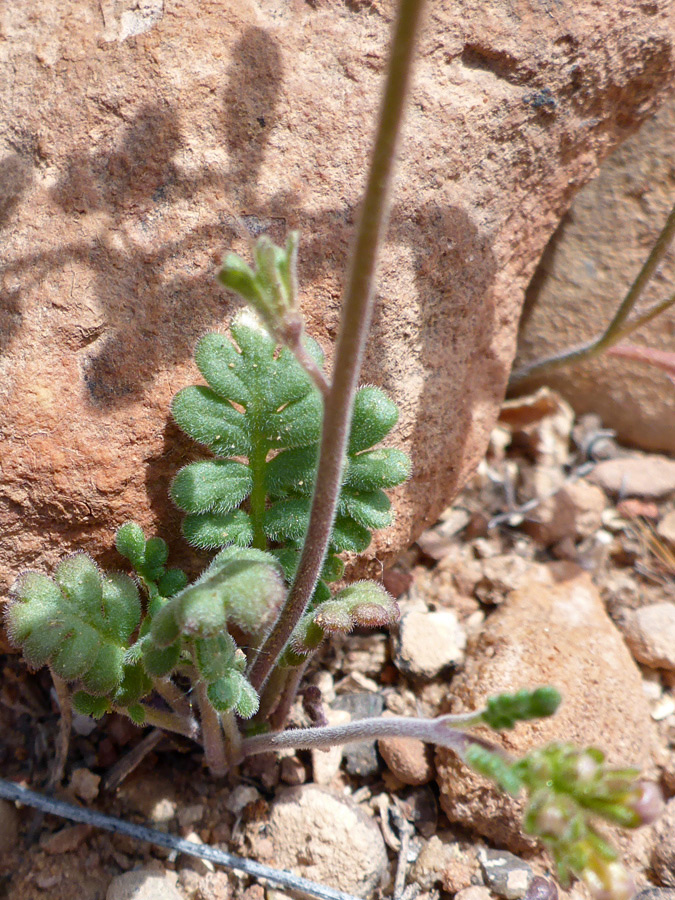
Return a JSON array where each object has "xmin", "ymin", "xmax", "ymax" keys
[
  {"xmin": 516, "ymin": 93, "xmax": 675, "ymax": 454},
  {"xmin": 478, "ymin": 848, "xmax": 533, "ymax": 900},
  {"xmin": 2, "ymin": 0, "xmax": 675, "ymax": 591},
  {"xmin": 651, "ymin": 798, "xmax": 675, "ymax": 887},
  {"xmin": 106, "ymin": 866, "xmax": 183, "ymax": 900},
  {"xmin": 393, "ymin": 607, "xmax": 466, "ymax": 679},
  {"xmin": 588, "ymin": 456, "xmax": 675, "ymax": 499},
  {"xmin": 435, "ymin": 562, "xmax": 657, "ymax": 851},
  {"xmin": 624, "ymin": 603, "xmax": 675, "ymax": 671},
  {"xmin": 249, "ymin": 784, "xmax": 388, "ymax": 898}
]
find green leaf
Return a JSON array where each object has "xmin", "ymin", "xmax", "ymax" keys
[
  {"xmin": 172, "ymin": 386, "xmax": 251, "ymax": 457},
  {"xmin": 348, "ymin": 386, "xmax": 399, "ymax": 454},
  {"xmin": 7, "ymin": 556, "xmax": 140, "ymax": 694},
  {"xmin": 345, "ymin": 448, "xmax": 411, "ymax": 491},
  {"xmin": 72, "ymin": 691, "xmax": 111, "ymax": 719},
  {"xmin": 195, "ymin": 332, "xmax": 252, "ymax": 406},
  {"xmin": 265, "ymin": 446, "xmax": 318, "ymax": 497},
  {"xmin": 482, "ymin": 687, "xmax": 562, "ymax": 731},
  {"xmin": 218, "ymin": 253, "xmax": 261, "ymax": 306},
  {"xmin": 144, "ymin": 537, "xmax": 169, "ymax": 574},
  {"xmin": 338, "ymin": 488, "xmax": 393, "ymax": 530},
  {"xmin": 142, "ymin": 640, "xmax": 180, "ymax": 677},
  {"xmin": 171, "ymin": 460, "xmax": 252, "ymax": 514},
  {"xmin": 157, "ymin": 568, "xmax": 188, "ymax": 598},
  {"xmin": 182, "ymin": 510, "xmax": 253, "ymax": 550},
  {"xmin": 329, "ymin": 516, "xmax": 371, "ymax": 553},
  {"xmin": 115, "ymin": 522, "xmax": 146, "ymax": 568},
  {"xmin": 264, "ymin": 498, "xmax": 311, "ymax": 543}
]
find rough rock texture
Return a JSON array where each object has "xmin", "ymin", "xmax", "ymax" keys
[
  {"xmin": 106, "ymin": 866, "xmax": 183, "ymax": 900},
  {"xmin": 624, "ymin": 602, "xmax": 675, "ymax": 670},
  {"xmin": 516, "ymin": 93, "xmax": 675, "ymax": 454},
  {"xmin": 435, "ymin": 562, "xmax": 657, "ymax": 852},
  {"xmin": 247, "ymin": 784, "xmax": 388, "ymax": 897},
  {"xmin": 2, "ymin": 1, "xmax": 675, "ymax": 592}
]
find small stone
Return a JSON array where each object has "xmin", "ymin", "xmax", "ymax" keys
[
  {"xmin": 652, "ymin": 694, "xmax": 675, "ymax": 721},
  {"xmin": 410, "ymin": 836, "xmax": 461, "ymax": 890},
  {"xmin": 0, "ymin": 798, "xmax": 19, "ymax": 855},
  {"xmin": 658, "ymin": 510, "xmax": 675, "ymax": 546},
  {"xmin": 150, "ymin": 798, "xmax": 177, "ymax": 825},
  {"xmin": 393, "ymin": 608, "xmax": 466, "ymax": 680},
  {"xmin": 225, "ymin": 785, "xmax": 261, "ymax": 815},
  {"xmin": 178, "ymin": 831, "xmax": 215, "ymax": 876},
  {"xmin": 524, "ymin": 876, "xmax": 559, "ymax": 900},
  {"xmin": 332, "ymin": 693, "xmax": 384, "ymax": 777},
  {"xmin": 455, "ymin": 887, "xmax": 493, "ymax": 900},
  {"xmin": 40, "ymin": 823, "xmax": 92, "ymax": 854},
  {"xmin": 589, "ymin": 455, "xmax": 675, "ymax": 499},
  {"xmin": 311, "ymin": 708, "xmax": 351, "ymax": 784},
  {"xmin": 634, "ymin": 891, "xmax": 675, "ymax": 900},
  {"xmin": 475, "ymin": 555, "xmax": 534, "ymax": 604},
  {"xmin": 250, "ymin": 785, "xmax": 388, "ymax": 898},
  {"xmin": 624, "ymin": 603, "xmax": 675, "ymax": 670},
  {"xmin": 106, "ymin": 866, "xmax": 183, "ymax": 900},
  {"xmin": 652, "ymin": 798, "xmax": 675, "ymax": 887},
  {"xmin": 378, "ymin": 732, "xmax": 434, "ymax": 786},
  {"xmin": 70, "ymin": 767, "xmax": 101, "ymax": 802},
  {"xmin": 280, "ymin": 755, "xmax": 306, "ymax": 786},
  {"xmin": 177, "ymin": 803, "xmax": 205, "ymax": 829},
  {"xmin": 478, "ymin": 848, "xmax": 533, "ymax": 900},
  {"xmin": 35, "ymin": 873, "xmax": 62, "ymax": 889}
]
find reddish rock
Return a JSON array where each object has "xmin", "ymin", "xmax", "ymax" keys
[
  {"xmin": 435, "ymin": 563, "xmax": 657, "ymax": 852},
  {"xmin": 1, "ymin": 1, "xmax": 674, "ymax": 594},
  {"xmin": 516, "ymin": 94, "xmax": 675, "ymax": 455},
  {"xmin": 379, "ymin": 732, "xmax": 435, "ymax": 786},
  {"xmin": 588, "ymin": 456, "xmax": 675, "ymax": 499}
]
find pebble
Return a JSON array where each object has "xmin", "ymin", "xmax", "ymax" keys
[
  {"xmin": 178, "ymin": 831, "xmax": 215, "ymax": 876},
  {"xmin": 411, "ymin": 835, "xmax": 463, "ymax": 890},
  {"xmin": 106, "ymin": 866, "xmax": 183, "ymax": 900},
  {"xmin": 311, "ymin": 708, "xmax": 351, "ymax": 784},
  {"xmin": 0, "ymin": 798, "xmax": 19, "ymax": 855},
  {"xmin": 589, "ymin": 455, "xmax": 675, "ymax": 499},
  {"xmin": 332, "ymin": 692, "xmax": 384, "ymax": 777},
  {"xmin": 454, "ymin": 887, "xmax": 493, "ymax": 900},
  {"xmin": 280, "ymin": 755, "xmax": 307, "ymax": 785},
  {"xmin": 634, "ymin": 891, "xmax": 675, "ymax": 900},
  {"xmin": 478, "ymin": 848, "xmax": 533, "ymax": 900},
  {"xmin": 393, "ymin": 608, "xmax": 466, "ymax": 680},
  {"xmin": 475, "ymin": 555, "xmax": 534, "ymax": 604},
  {"xmin": 657, "ymin": 510, "xmax": 675, "ymax": 546},
  {"xmin": 177, "ymin": 803, "xmax": 205, "ymax": 829},
  {"xmin": 225, "ymin": 784, "xmax": 261, "ymax": 815},
  {"xmin": 250, "ymin": 784, "xmax": 388, "ymax": 898},
  {"xmin": 378, "ymin": 730, "xmax": 434, "ymax": 786},
  {"xmin": 624, "ymin": 603, "xmax": 675, "ymax": 670},
  {"xmin": 70, "ymin": 767, "xmax": 101, "ymax": 802},
  {"xmin": 651, "ymin": 798, "xmax": 675, "ymax": 887},
  {"xmin": 40, "ymin": 823, "xmax": 92, "ymax": 854}
]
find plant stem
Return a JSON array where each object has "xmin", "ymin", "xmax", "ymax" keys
[
  {"xmin": 268, "ymin": 663, "xmax": 306, "ymax": 731},
  {"xmin": 48, "ymin": 669, "xmax": 72, "ymax": 790},
  {"xmin": 248, "ymin": 435, "xmax": 269, "ymax": 551},
  {"xmin": 241, "ymin": 711, "xmax": 493, "ymax": 758},
  {"xmin": 152, "ymin": 677, "xmax": 194, "ymax": 721},
  {"xmin": 114, "ymin": 704, "xmax": 198, "ymax": 741},
  {"xmin": 248, "ymin": 0, "xmax": 427, "ymax": 693},
  {"xmin": 194, "ymin": 683, "xmax": 228, "ymax": 777},
  {"xmin": 509, "ymin": 198, "xmax": 675, "ymax": 391}
]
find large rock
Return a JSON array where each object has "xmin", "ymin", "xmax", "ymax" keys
[
  {"xmin": 2, "ymin": 1, "xmax": 674, "ymax": 593},
  {"xmin": 516, "ymin": 93, "xmax": 675, "ymax": 453},
  {"xmin": 435, "ymin": 563, "xmax": 657, "ymax": 852}
]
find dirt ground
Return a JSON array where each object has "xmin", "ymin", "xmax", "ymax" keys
[{"xmin": 1, "ymin": 389, "xmax": 674, "ymax": 900}]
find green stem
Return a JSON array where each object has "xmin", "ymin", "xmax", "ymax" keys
[
  {"xmin": 509, "ymin": 198, "xmax": 675, "ymax": 391},
  {"xmin": 248, "ymin": 0, "xmax": 427, "ymax": 693},
  {"xmin": 248, "ymin": 436, "xmax": 269, "ymax": 550}
]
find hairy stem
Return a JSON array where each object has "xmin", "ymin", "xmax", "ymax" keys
[
  {"xmin": 268, "ymin": 663, "xmax": 306, "ymax": 731},
  {"xmin": 249, "ymin": 436, "xmax": 269, "ymax": 551},
  {"xmin": 241, "ymin": 711, "xmax": 493, "ymax": 758},
  {"xmin": 152, "ymin": 677, "xmax": 194, "ymax": 721},
  {"xmin": 248, "ymin": 0, "xmax": 427, "ymax": 693},
  {"xmin": 48, "ymin": 669, "xmax": 72, "ymax": 790},
  {"xmin": 114, "ymin": 704, "xmax": 199, "ymax": 741},
  {"xmin": 195, "ymin": 683, "xmax": 228, "ymax": 777},
  {"xmin": 509, "ymin": 198, "xmax": 675, "ymax": 391}
]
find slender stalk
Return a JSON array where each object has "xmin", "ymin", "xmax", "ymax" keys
[
  {"xmin": 241, "ymin": 711, "xmax": 494, "ymax": 758},
  {"xmin": 194, "ymin": 683, "xmax": 228, "ymax": 777},
  {"xmin": 152, "ymin": 677, "xmax": 194, "ymax": 721},
  {"xmin": 248, "ymin": 436, "xmax": 269, "ymax": 550},
  {"xmin": 268, "ymin": 663, "xmax": 306, "ymax": 731},
  {"xmin": 248, "ymin": 0, "xmax": 427, "ymax": 692},
  {"xmin": 47, "ymin": 669, "xmax": 72, "ymax": 790},
  {"xmin": 509, "ymin": 198, "xmax": 675, "ymax": 390},
  {"xmin": 113, "ymin": 704, "xmax": 198, "ymax": 741}
]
